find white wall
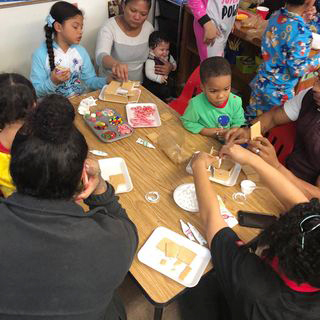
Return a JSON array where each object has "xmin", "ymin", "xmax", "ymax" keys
[{"xmin": 0, "ymin": 0, "xmax": 109, "ymax": 77}]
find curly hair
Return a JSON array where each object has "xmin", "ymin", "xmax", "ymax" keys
[
  {"xmin": 200, "ymin": 57, "xmax": 231, "ymax": 84},
  {"xmin": 44, "ymin": 1, "xmax": 83, "ymax": 71},
  {"xmin": 148, "ymin": 31, "xmax": 170, "ymax": 50},
  {"xmin": 258, "ymin": 199, "xmax": 320, "ymax": 287},
  {"xmin": 10, "ymin": 94, "xmax": 88, "ymax": 200},
  {"xmin": 0, "ymin": 73, "xmax": 36, "ymax": 130},
  {"xmin": 285, "ymin": 0, "xmax": 305, "ymax": 5}
]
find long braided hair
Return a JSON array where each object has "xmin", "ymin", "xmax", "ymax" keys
[{"xmin": 44, "ymin": 1, "xmax": 83, "ymax": 71}]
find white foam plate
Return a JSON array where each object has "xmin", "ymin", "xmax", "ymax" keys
[
  {"xmin": 126, "ymin": 103, "xmax": 161, "ymax": 128},
  {"xmin": 312, "ymin": 32, "xmax": 320, "ymax": 50},
  {"xmin": 138, "ymin": 226, "xmax": 211, "ymax": 287},
  {"xmin": 98, "ymin": 157, "xmax": 133, "ymax": 194},
  {"xmin": 186, "ymin": 152, "xmax": 241, "ymax": 187},
  {"xmin": 173, "ymin": 183, "xmax": 199, "ymax": 213}
]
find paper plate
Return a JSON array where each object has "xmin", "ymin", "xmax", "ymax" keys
[{"xmin": 173, "ymin": 183, "xmax": 199, "ymax": 213}]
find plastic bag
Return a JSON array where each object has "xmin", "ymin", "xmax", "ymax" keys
[
  {"xmin": 240, "ymin": 15, "xmax": 260, "ymax": 29},
  {"xmin": 157, "ymin": 126, "xmax": 189, "ymax": 164}
]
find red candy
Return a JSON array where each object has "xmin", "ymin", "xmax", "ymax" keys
[
  {"xmin": 101, "ymin": 131, "xmax": 116, "ymax": 140},
  {"xmin": 117, "ymin": 124, "xmax": 132, "ymax": 135},
  {"xmin": 130, "ymin": 105, "xmax": 156, "ymax": 126}
]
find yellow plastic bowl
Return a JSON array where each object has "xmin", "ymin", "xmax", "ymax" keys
[{"xmin": 236, "ymin": 13, "xmax": 249, "ymax": 21}]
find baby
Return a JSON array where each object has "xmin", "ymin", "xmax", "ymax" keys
[{"xmin": 144, "ymin": 31, "xmax": 177, "ymax": 101}]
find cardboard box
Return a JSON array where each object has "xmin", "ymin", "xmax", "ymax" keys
[{"xmin": 236, "ymin": 56, "xmax": 257, "ymax": 74}]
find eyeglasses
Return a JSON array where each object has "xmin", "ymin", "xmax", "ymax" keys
[{"xmin": 299, "ymin": 215, "xmax": 320, "ymax": 250}]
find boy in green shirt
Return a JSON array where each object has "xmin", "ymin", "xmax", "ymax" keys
[{"xmin": 181, "ymin": 57, "xmax": 245, "ymax": 137}]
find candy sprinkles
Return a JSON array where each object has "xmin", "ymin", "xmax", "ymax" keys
[{"xmin": 84, "ymin": 108, "xmax": 133, "ymax": 143}]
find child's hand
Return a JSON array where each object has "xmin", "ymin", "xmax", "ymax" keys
[
  {"xmin": 191, "ymin": 152, "xmax": 216, "ymax": 171},
  {"xmin": 212, "ymin": 128, "xmax": 226, "ymax": 137},
  {"xmin": 76, "ymin": 158, "xmax": 107, "ymax": 201},
  {"xmin": 112, "ymin": 62, "xmax": 128, "ymax": 82},
  {"xmin": 224, "ymin": 127, "xmax": 250, "ymax": 144},
  {"xmin": 248, "ymin": 137, "xmax": 280, "ymax": 169},
  {"xmin": 203, "ymin": 20, "xmax": 221, "ymax": 46},
  {"xmin": 160, "ymin": 75, "xmax": 168, "ymax": 84},
  {"xmin": 219, "ymin": 143, "xmax": 256, "ymax": 165},
  {"xmin": 51, "ymin": 68, "xmax": 70, "ymax": 85}
]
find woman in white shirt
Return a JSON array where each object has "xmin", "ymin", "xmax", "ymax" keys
[{"xmin": 96, "ymin": 0, "xmax": 160, "ymax": 82}]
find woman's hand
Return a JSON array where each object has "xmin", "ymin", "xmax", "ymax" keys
[
  {"xmin": 112, "ymin": 62, "xmax": 129, "ymax": 82},
  {"xmin": 76, "ymin": 158, "xmax": 107, "ymax": 201},
  {"xmin": 191, "ymin": 152, "xmax": 216, "ymax": 171},
  {"xmin": 224, "ymin": 127, "xmax": 250, "ymax": 144},
  {"xmin": 219, "ymin": 143, "xmax": 257, "ymax": 166},
  {"xmin": 155, "ymin": 60, "xmax": 173, "ymax": 76},
  {"xmin": 303, "ymin": 5, "xmax": 316, "ymax": 22},
  {"xmin": 248, "ymin": 137, "xmax": 281, "ymax": 169},
  {"xmin": 51, "ymin": 68, "xmax": 70, "ymax": 85},
  {"xmin": 203, "ymin": 20, "xmax": 220, "ymax": 46}
]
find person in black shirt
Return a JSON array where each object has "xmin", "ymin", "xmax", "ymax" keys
[
  {"xmin": 190, "ymin": 144, "xmax": 320, "ymax": 320},
  {"xmin": 261, "ymin": 0, "xmax": 286, "ymax": 18},
  {"xmin": 0, "ymin": 94, "xmax": 138, "ymax": 320}
]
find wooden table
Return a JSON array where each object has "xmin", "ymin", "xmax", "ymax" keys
[{"xmin": 70, "ymin": 88, "xmax": 284, "ymax": 320}]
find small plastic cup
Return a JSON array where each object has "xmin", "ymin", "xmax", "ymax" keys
[
  {"xmin": 256, "ymin": 6, "xmax": 269, "ymax": 20},
  {"xmin": 240, "ymin": 180, "xmax": 256, "ymax": 195}
]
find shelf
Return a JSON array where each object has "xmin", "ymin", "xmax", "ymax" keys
[
  {"xmin": 186, "ymin": 45, "xmax": 198, "ymax": 56},
  {"xmin": 231, "ymin": 65, "xmax": 256, "ymax": 85}
]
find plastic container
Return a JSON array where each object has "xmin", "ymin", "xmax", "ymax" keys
[
  {"xmin": 138, "ymin": 226, "xmax": 211, "ymax": 287},
  {"xmin": 240, "ymin": 180, "xmax": 257, "ymax": 195},
  {"xmin": 84, "ymin": 108, "xmax": 133, "ymax": 143},
  {"xmin": 98, "ymin": 157, "xmax": 133, "ymax": 193},
  {"xmin": 126, "ymin": 103, "xmax": 161, "ymax": 128}
]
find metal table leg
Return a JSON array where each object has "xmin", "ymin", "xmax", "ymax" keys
[{"xmin": 154, "ymin": 306, "xmax": 164, "ymax": 320}]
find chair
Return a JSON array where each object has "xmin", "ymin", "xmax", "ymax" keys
[
  {"xmin": 266, "ymin": 122, "xmax": 297, "ymax": 165},
  {"xmin": 169, "ymin": 66, "xmax": 202, "ymax": 115}
]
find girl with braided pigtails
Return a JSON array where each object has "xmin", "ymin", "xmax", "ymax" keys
[{"xmin": 30, "ymin": 1, "xmax": 107, "ymax": 98}]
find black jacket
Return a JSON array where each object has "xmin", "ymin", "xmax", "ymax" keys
[{"xmin": 0, "ymin": 184, "xmax": 138, "ymax": 319}]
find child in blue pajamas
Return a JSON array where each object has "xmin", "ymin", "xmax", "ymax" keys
[{"xmin": 247, "ymin": 1, "xmax": 320, "ymax": 120}]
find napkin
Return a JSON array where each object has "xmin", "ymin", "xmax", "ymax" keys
[{"xmin": 78, "ymin": 96, "xmax": 97, "ymax": 115}]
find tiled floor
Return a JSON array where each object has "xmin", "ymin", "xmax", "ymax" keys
[{"xmin": 119, "ymin": 275, "xmax": 182, "ymax": 320}]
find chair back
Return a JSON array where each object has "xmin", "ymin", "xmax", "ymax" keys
[
  {"xmin": 266, "ymin": 122, "xmax": 297, "ymax": 165},
  {"xmin": 169, "ymin": 66, "xmax": 202, "ymax": 115}
]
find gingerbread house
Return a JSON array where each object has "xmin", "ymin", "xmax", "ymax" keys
[{"xmin": 102, "ymin": 80, "xmax": 141, "ymax": 103}]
